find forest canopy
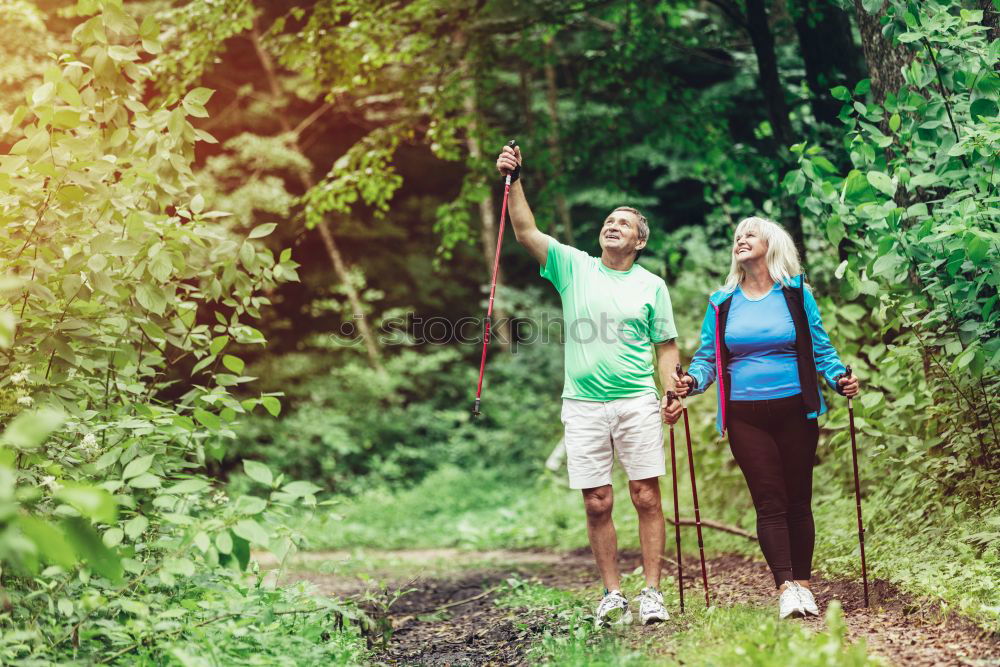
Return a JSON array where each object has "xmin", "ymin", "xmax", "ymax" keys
[{"xmin": 0, "ymin": 0, "xmax": 997, "ymax": 663}]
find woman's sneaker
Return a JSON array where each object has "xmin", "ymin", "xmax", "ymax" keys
[
  {"xmin": 636, "ymin": 587, "xmax": 670, "ymax": 625},
  {"xmin": 779, "ymin": 581, "xmax": 805, "ymax": 619},
  {"xmin": 794, "ymin": 583, "xmax": 820, "ymax": 616},
  {"xmin": 595, "ymin": 589, "xmax": 632, "ymax": 627}
]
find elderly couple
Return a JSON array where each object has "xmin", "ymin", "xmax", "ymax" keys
[{"xmin": 496, "ymin": 144, "xmax": 860, "ymax": 624}]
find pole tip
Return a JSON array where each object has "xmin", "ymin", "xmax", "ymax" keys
[
  {"xmin": 507, "ymin": 139, "xmax": 517, "ymax": 147},
  {"xmin": 845, "ymin": 364, "xmax": 853, "ymax": 379},
  {"xmin": 472, "ymin": 397, "xmax": 481, "ymax": 417}
]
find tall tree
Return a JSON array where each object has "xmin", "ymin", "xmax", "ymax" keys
[
  {"xmin": 789, "ymin": 0, "xmax": 865, "ymax": 124},
  {"xmin": 981, "ymin": 0, "xmax": 1000, "ymax": 47},
  {"xmin": 709, "ymin": 0, "xmax": 802, "ymax": 251},
  {"xmin": 853, "ymin": 0, "xmax": 913, "ymax": 103},
  {"xmin": 543, "ymin": 35, "xmax": 575, "ymax": 245},
  {"xmin": 249, "ymin": 25, "xmax": 385, "ymax": 374},
  {"xmin": 743, "ymin": 0, "xmax": 794, "ymax": 146},
  {"xmin": 460, "ymin": 54, "xmax": 512, "ymax": 348}
]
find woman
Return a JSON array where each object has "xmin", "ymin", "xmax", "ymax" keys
[{"xmin": 674, "ymin": 216, "xmax": 860, "ymax": 619}]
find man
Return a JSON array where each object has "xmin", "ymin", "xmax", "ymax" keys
[{"xmin": 496, "ymin": 144, "xmax": 681, "ymax": 626}]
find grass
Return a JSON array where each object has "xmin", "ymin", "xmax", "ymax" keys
[
  {"xmin": 295, "ymin": 464, "xmax": 591, "ymax": 551},
  {"xmin": 495, "ymin": 575, "xmax": 881, "ymax": 666},
  {"xmin": 295, "ymin": 463, "xmax": 754, "ymax": 555}
]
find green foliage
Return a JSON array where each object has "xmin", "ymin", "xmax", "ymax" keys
[
  {"xmin": 783, "ymin": 0, "xmax": 1000, "ymax": 502},
  {"xmin": 146, "ymin": 0, "xmax": 256, "ymax": 100},
  {"xmin": 232, "ymin": 289, "xmax": 564, "ymax": 492},
  {"xmin": 0, "ymin": 1, "xmax": 362, "ymax": 662},
  {"xmin": 809, "ymin": 468, "xmax": 1000, "ymax": 628},
  {"xmin": 303, "ymin": 127, "xmax": 406, "ymax": 229}
]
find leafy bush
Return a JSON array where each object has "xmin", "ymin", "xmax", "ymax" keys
[
  {"xmin": 783, "ymin": 1, "xmax": 999, "ymax": 503},
  {"xmin": 0, "ymin": 2, "xmax": 364, "ymax": 662}
]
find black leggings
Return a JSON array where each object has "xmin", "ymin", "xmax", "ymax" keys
[{"xmin": 727, "ymin": 394, "xmax": 819, "ymax": 587}]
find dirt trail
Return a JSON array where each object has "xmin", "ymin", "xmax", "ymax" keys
[{"xmin": 271, "ymin": 549, "xmax": 1000, "ymax": 666}]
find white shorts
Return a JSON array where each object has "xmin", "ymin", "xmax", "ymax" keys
[{"xmin": 561, "ymin": 393, "xmax": 665, "ymax": 489}]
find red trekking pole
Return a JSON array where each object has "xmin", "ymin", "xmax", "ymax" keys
[
  {"xmin": 667, "ymin": 390, "xmax": 685, "ymax": 613},
  {"xmin": 473, "ymin": 139, "xmax": 517, "ymax": 417},
  {"xmin": 677, "ymin": 363, "xmax": 710, "ymax": 607},
  {"xmin": 845, "ymin": 365, "xmax": 870, "ymax": 607}
]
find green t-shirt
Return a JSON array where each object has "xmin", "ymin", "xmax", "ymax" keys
[{"xmin": 540, "ymin": 239, "xmax": 678, "ymax": 401}]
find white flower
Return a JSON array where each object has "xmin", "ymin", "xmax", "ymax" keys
[
  {"xmin": 16, "ymin": 396, "xmax": 34, "ymax": 407},
  {"xmin": 79, "ymin": 432, "xmax": 100, "ymax": 458},
  {"xmin": 10, "ymin": 370, "xmax": 30, "ymax": 385},
  {"xmin": 40, "ymin": 475, "xmax": 62, "ymax": 492},
  {"xmin": 211, "ymin": 490, "xmax": 229, "ymax": 505}
]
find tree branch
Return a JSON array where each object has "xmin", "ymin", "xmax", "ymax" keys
[
  {"xmin": 706, "ymin": 0, "xmax": 748, "ymax": 29},
  {"xmin": 667, "ymin": 516, "xmax": 757, "ymax": 541}
]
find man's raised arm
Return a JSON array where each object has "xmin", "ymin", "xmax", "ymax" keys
[{"xmin": 496, "ymin": 145, "xmax": 551, "ymax": 266}]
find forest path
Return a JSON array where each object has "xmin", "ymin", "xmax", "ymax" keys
[{"xmin": 261, "ymin": 549, "xmax": 1000, "ymax": 666}]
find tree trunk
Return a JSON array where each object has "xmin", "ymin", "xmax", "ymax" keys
[
  {"xmin": 250, "ymin": 26, "xmax": 385, "ymax": 373},
  {"xmin": 980, "ymin": 0, "xmax": 1000, "ymax": 51},
  {"xmin": 314, "ymin": 223, "xmax": 385, "ymax": 370},
  {"xmin": 518, "ymin": 59, "xmax": 535, "ymax": 140},
  {"xmin": 853, "ymin": 0, "xmax": 913, "ymax": 104},
  {"xmin": 461, "ymin": 60, "xmax": 511, "ymax": 349},
  {"xmin": 744, "ymin": 0, "xmax": 794, "ymax": 147},
  {"xmin": 790, "ymin": 0, "xmax": 865, "ymax": 125},
  {"xmin": 543, "ymin": 36, "xmax": 575, "ymax": 246}
]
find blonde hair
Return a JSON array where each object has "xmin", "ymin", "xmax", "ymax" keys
[{"xmin": 722, "ymin": 216, "xmax": 801, "ymax": 292}]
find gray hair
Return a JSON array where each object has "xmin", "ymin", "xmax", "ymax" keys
[{"xmin": 611, "ymin": 206, "xmax": 650, "ymax": 244}]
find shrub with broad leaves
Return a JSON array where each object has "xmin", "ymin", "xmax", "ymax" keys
[{"xmin": 0, "ymin": 1, "xmax": 363, "ymax": 662}]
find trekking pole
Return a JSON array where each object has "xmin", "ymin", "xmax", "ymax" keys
[
  {"xmin": 667, "ymin": 390, "xmax": 685, "ymax": 613},
  {"xmin": 845, "ymin": 365, "xmax": 870, "ymax": 607},
  {"xmin": 473, "ymin": 139, "xmax": 517, "ymax": 417},
  {"xmin": 677, "ymin": 363, "xmax": 710, "ymax": 607}
]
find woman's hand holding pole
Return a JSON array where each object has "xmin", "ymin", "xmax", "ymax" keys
[
  {"xmin": 673, "ymin": 371, "xmax": 695, "ymax": 398},
  {"xmin": 838, "ymin": 370, "xmax": 860, "ymax": 397}
]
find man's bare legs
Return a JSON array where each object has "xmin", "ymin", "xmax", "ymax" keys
[
  {"xmin": 583, "ymin": 478, "xmax": 665, "ymax": 592},
  {"xmin": 630, "ymin": 477, "xmax": 664, "ymax": 589},
  {"xmin": 583, "ymin": 485, "xmax": 620, "ymax": 591}
]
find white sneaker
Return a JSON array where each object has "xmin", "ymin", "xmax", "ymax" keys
[
  {"xmin": 778, "ymin": 581, "xmax": 805, "ymax": 619},
  {"xmin": 794, "ymin": 583, "xmax": 820, "ymax": 616},
  {"xmin": 595, "ymin": 589, "xmax": 632, "ymax": 628},
  {"xmin": 636, "ymin": 587, "xmax": 670, "ymax": 625}
]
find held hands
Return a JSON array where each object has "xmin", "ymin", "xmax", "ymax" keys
[
  {"xmin": 496, "ymin": 144, "xmax": 522, "ymax": 181},
  {"xmin": 661, "ymin": 393, "xmax": 682, "ymax": 425}
]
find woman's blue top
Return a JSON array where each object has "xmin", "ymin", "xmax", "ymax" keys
[
  {"xmin": 726, "ymin": 285, "xmax": 802, "ymax": 400},
  {"xmin": 687, "ymin": 275, "xmax": 848, "ymax": 434}
]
